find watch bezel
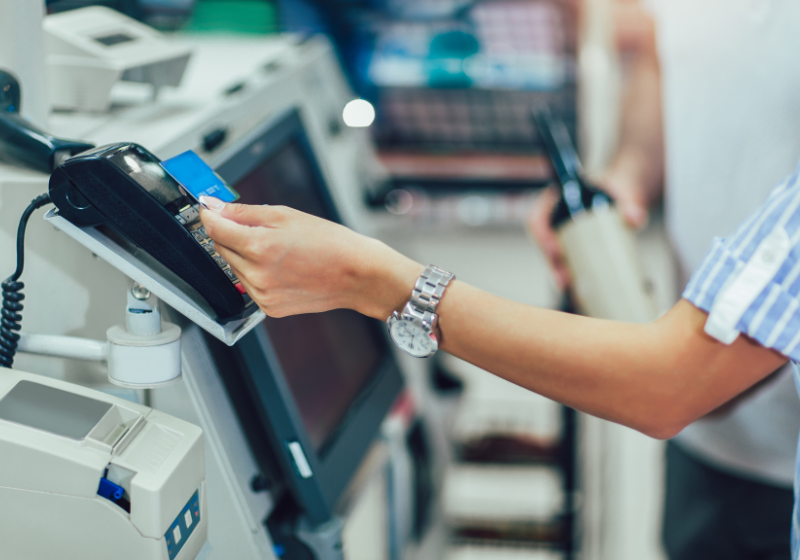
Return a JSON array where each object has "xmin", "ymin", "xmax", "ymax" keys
[{"xmin": 387, "ymin": 309, "xmax": 439, "ymax": 358}]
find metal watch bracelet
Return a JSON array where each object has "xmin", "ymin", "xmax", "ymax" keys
[
  {"xmin": 387, "ymin": 265, "xmax": 455, "ymax": 358},
  {"xmin": 407, "ymin": 265, "xmax": 455, "ymax": 335},
  {"xmin": 411, "ymin": 265, "xmax": 455, "ymax": 315}
]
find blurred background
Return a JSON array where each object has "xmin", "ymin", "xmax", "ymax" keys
[{"xmin": 2, "ymin": 1, "xmax": 692, "ymax": 559}]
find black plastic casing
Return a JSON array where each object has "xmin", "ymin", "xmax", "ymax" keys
[
  {"xmin": 0, "ymin": 70, "xmax": 94, "ymax": 174},
  {"xmin": 49, "ymin": 143, "xmax": 256, "ymax": 323}
]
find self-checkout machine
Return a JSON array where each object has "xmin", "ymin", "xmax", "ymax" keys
[
  {"xmin": 1, "ymin": 5, "xmax": 421, "ymax": 560},
  {"xmin": 0, "ymin": 4, "xmax": 270, "ymax": 560},
  {"xmin": 0, "ymin": 5, "xmax": 244, "ymax": 560}
]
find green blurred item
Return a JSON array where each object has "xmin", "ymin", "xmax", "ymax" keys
[
  {"xmin": 183, "ymin": 0, "xmax": 277, "ymax": 35},
  {"xmin": 427, "ymin": 30, "xmax": 480, "ymax": 88}
]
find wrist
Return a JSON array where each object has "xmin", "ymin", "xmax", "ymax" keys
[{"xmin": 350, "ymin": 238, "xmax": 424, "ymax": 320}]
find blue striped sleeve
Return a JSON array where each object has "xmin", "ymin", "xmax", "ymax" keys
[{"xmin": 682, "ymin": 162, "xmax": 800, "ymax": 361}]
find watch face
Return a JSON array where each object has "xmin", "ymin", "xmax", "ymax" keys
[{"xmin": 389, "ymin": 318, "xmax": 436, "ymax": 358}]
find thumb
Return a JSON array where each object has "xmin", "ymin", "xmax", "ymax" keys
[
  {"xmin": 614, "ymin": 192, "xmax": 649, "ymax": 229},
  {"xmin": 205, "ymin": 199, "xmax": 274, "ymax": 227},
  {"xmin": 618, "ymin": 201, "xmax": 648, "ymax": 229}
]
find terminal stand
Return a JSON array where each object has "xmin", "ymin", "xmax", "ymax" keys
[
  {"xmin": 296, "ymin": 517, "xmax": 346, "ymax": 560},
  {"xmin": 45, "ymin": 209, "xmax": 265, "ymax": 346},
  {"xmin": 16, "ymin": 283, "xmax": 182, "ymax": 388}
]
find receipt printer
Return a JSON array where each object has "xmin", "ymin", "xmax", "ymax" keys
[{"xmin": 0, "ymin": 370, "xmax": 207, "ymax": 560}]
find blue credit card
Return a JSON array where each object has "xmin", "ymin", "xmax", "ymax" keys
[{"xmin": 161, "ymin": 150, "xmax": 239, "ymax": 205}]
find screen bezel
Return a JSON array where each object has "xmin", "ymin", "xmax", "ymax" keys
[{"xmin": 211, "ymin": 109, "xmax": 404, "ymax": 525}]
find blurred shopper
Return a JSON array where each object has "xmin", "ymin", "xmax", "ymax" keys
[{"xmin": 529, "ymin": 1, "xmax": 800, "ymax": 558}]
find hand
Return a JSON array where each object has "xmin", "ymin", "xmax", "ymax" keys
[
  {"xmin": 527, "ymin": 170, "xmax": 650, "ymax": 291},
  {"xmin": 198, "ymin": 198, "xmax": 423, "ymax": 319}
]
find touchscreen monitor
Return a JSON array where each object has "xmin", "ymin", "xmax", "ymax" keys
[
  {"xmin": 233, "ymin": 139, "xmax": 385, "ymax": 453},
  {"xmin": 210, "ymin": 110, "xmax": 403, "ymax": 525}
]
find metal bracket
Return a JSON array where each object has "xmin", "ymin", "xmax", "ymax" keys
[
  {"xmin": 295, "ymin": 516, "xmax": 345, "ymax": 560},
  {"xmin": 45, "ymin": 209, "xmax": 265, "ymax": 346}
]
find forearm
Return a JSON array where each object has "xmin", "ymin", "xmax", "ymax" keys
[
  {"xmin": 201, "ymin": 205, "xmax": 786, "ymax": 439},
  {"xmin": 607, "ymin": 7, "xmax": 664, "ymax": 205},
  {"xmin": 432, "ymin": 283, "xmax": 785, "ymax": 438}
]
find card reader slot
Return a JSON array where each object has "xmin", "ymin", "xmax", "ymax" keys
[
  {"xmin": 58, "ymin": 165, "xmax": 240, "ymax": 316},
  {"xmin": 50, "ymin": 142, "xmax": 254, "ymax": 321}
]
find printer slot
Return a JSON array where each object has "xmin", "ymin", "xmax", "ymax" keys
[{"xmin": 86, "ymin": 404, "xmax": 144, "ymax": 450}]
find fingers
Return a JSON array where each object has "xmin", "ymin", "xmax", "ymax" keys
[
  {"xmin": 213, "ymin": 242, "xmax": 250, "ymax": 274},
  {"xmin": 528, "ymin": 186, "xmax": 571, "ymax": 291},
  {"xmin": 220, "ymin": 202, "xmax": 280, "ymax": 227},
  {"xmin": 616, "ymin": 195, "xmax": 649, "ymax": 230},
  {"xmin": 597, "ymin": 177, "xmax": 649, "ymax": 229},
  {"xmin": 227, "ymin": 261, "xmax": 257, "ymax": 300},
  {"xmin": 200, "ymin": 196, "xmax": 284, "ymax": 227},
  {"xmin": 216, "ymin": 243, "xmax": 265, "ymax": 306},
  {"xmin": 199, "ymin": 207, "xmax": 256, "ymax": 251}
]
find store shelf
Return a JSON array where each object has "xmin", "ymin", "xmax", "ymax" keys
[
  {"xmin": 443, "ymin": 463, "xmax": 564, "ymax": 543},
  {"xmin": 447, "ymin": 357, "xmax": 562, "ymax": 463},
  {"xmin": 378, "ymin": 152, "xmax": 551, "ymax": 183},
  {"xmin": 439, "ymin": 347, "xmax": 576, "ymax": 555},
  {"xmin": 446, "ymin": 542, "xmax": 564, "ymax": 560}
]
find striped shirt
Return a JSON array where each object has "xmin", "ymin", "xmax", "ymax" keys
[{"xmin": 682, "ymin": 162, "xmax": 800, "ymax": 557}]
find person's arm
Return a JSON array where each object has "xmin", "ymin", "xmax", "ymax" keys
[
  {"xmin": 199, "ymin": 202, "xmax": 788, "ymax": 440},
  {"xmin": 529, "ymin": 1, "xmax": 663, "ymax": 289},
  {"xmin": 607, "ymin": 0, "xmax": 664, "ymax": 207},
  {"xmin": 435, "ymin": 285, "xmax": 785, "ymax": 439}
]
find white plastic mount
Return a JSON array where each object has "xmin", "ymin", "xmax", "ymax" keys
[
  {"xmin": 17, "ymin": 285, "xmax": 182, "ymax": 388},
  {"xmin": 45, "ymin": 209, "xmax": 265, "ymax": 346}
]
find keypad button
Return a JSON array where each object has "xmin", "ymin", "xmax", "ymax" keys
[
  {"xmin": 224, "ymin": 268, "xmax": 238, "ymax": 281},
  {"xmin": 174, "ymin": 214, "xmax": 187, "ymax": 225},
  {"xmin": 180, "ymin": 206, "xmax": 200, "ymax": 224},
  {"xmin": 214, "ymin": 256, "xmax": 228, "ymax": 268},
  {"xmin": 202, "ymin": 242, "xmax": 215, "ymax": 254},
  {"xmin": 191, "ymin": 230, "xmax": 205, "ymax": 242}
]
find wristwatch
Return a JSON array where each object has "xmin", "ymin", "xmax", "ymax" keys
[{"xmin": 387, "ymin": 265, "xmax": 455, "ymax": 358}]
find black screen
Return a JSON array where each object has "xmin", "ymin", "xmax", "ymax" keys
[
  {"xmin": 233, "ymin": 139, "xmax": 385, "ymax": 452},
  {"xmin": 94, "ymin": 33, "xmax": 136, "ymax": 47},
  {"xmin": 109, "ymin": 147, "xmax": 185, "ymax": 206}
]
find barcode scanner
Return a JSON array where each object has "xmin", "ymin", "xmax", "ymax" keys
[{"xmin": 0, "ymin": 70, "xmax": 94, "ymax": 174}]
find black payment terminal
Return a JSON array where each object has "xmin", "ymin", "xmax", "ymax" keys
[{"xmin": 49, "ymin": 143, "xmax": 256, "ymax": 323}]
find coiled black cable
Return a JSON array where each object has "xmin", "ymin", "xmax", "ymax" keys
[{"xmin": 0, "ymin": 193, "xmax": 53, "ymax": 368}]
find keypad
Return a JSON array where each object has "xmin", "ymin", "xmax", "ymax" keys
[
  {"xmin": 213, "ymin": 255, "xmax": 227, "ymax": 268},
  {"xmin": 178, "ymin": 205, "xmax": 200, "ymax": 224},
  {"xmin": 175, "ymin": 203, "xmax": 244, "ymax": 293}
]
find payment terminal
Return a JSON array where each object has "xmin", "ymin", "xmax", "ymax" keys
[{"xmin": 49, "ymin": 143, "xmax": 257, "ymax": 323}]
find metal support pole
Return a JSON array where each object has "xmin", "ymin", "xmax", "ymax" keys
[{"xmin": 17, "ymin": 333, "xmax": 108, "ymax": 362}]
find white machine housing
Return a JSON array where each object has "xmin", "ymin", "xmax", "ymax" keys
[
  {"xmin": 44, "ymin": 6, "xmax": 192, "ymax": 112},
  {"xmin": 0, "ymin": 369, "xmax": 207, "ymax": 560},
  {"xmin": 0, "ymin": 33, "xmax": 400, "ymax": 560}
]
